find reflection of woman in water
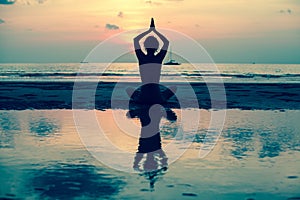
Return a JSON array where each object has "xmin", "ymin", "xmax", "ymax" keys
[
  {"xmin": 129, "ymin": 104, "xmax": 173, "ymax": 191},
  {"xmin": 133, "ymin": 18, "xmax": 170, "ymax": 104}
]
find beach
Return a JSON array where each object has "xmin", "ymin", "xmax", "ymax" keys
[
  {"xmin": 1, "ymin": 81, "xmax": 300, "ymax": 110},
  {"xmin": 1, "ymin": 63, "xmax": 300, "ymax": 199}
]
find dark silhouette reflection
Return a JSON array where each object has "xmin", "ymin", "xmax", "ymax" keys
[
  {"xmin": 31, "ymin": 163, "xmax": 125, "ymax": 199},
  {"xmin": 259, "ymin": 130, "xmax": 282, "ymax": 158},
  {"xmin": 224, "ymin": 128, "xmax": 255, "ymax": 159},
  {"xmin": 29, "ymin": 118, "xmax": 59, "ymax": 137},
  {"xmin": 0, "ymin": 112, "xmax": 20, "ymax": 148},
  {"xmin": 127, "ymin": 102, "xmax": 177, "ymax": 191},
  {"xmin": 222, "ymin": 123, "xmax": 300, "ymax": 159}
]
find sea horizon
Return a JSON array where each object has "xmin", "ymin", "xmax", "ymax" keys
[{"xmin": 1, "ymin": 62, "xmax": 300, "ymax": 64}]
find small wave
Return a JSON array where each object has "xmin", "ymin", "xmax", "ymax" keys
[
  {"xmin": 0, "ymin": 72, "xmax": 137, "ymax": 77},
  {"xmin": 182, "ymin": 73, "xmax": 300, "ymax": 79},
  {"xmin": 1, "ymin": 72, "xmax": 300, "ymax": 81}
]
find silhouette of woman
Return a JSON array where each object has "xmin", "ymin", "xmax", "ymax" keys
[{"xmin": 132, "ymin": 18, "xmax": 170, "ymax": 104}]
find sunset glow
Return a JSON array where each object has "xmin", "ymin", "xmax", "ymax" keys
[{"xmin": 0, "ymin": 0, "xmax": 299, "ymax": 63}]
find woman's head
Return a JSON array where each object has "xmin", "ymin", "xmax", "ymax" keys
[{"xmin": 144, "ymin": 36, "xmax": 159, "ymax": 51}]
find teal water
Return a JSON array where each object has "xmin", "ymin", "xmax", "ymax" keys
[
  {"xmin": 0, "ymin": 63, "xmax": 300, "ymax": 83},
  {"xmin": 1, "ymin": 109, "xmax": 299, "ymax": 199}
]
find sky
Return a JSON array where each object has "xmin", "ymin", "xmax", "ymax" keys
[{"xmin": 0, "ymin": 0, "xmax": 299, "ymax": 63}]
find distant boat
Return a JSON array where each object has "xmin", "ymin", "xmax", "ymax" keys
[
  {"xmin": 80, "ymin": 61, "xmax": 89, "ymax": 63},
  {"xmin": 164, "ymin": 48, "xmax": 180, "ymax": 65}
]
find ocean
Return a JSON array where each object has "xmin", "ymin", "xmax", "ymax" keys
[
  {"xmin": 0, "ymin": 63, "xmax": 300, "ymax": 83},
  {"xmin": 0, "ymin": 63, "xmax": 300, "ymax": 199}
]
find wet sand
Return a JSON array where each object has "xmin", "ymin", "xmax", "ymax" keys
[{"xmin": 0, "ymin": 81, "xmax": 300, "ymax": 110}]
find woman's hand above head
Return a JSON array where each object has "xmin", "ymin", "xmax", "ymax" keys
[{"xmin": 150, "ymin": 17, "xmax": 155, "ymax": 28}]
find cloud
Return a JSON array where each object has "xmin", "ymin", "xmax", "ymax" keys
[
  {"xmin": 0, "ymin": 19, "xmax": 5, "ymax": 24},
  {"xmin": 2, "ymin": 0, "xmax": 47, "ymax": 5},
  {"xmin": 0, "ymin": 0, "xmax": 15, "ymax": 4},
  {"xmin": 279, "ymin": 9, "xmax": 292, "ymax": 14},
  {"xmin": 105, "ymin": 23, "xmax": 119, "ymax": 30},
  {"xmin": 36, "ymin": 0, "xmax": 47, "ymax": 3},
  {"xmin": 117, "ymin": 11, "xmax": 123, "ymax": 18},
  {"xmin": 145, "ymin": 0, "xmax": 161, "ymax": 5}
]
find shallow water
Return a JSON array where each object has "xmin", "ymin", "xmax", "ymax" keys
[{"xmin": 0, "ymin": 109, "xmax": 300, "ymax": 199}]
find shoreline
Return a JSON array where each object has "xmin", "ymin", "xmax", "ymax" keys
[{"xmin": 0, "ymin": 81, "xmax": 299, "ymax": 110}]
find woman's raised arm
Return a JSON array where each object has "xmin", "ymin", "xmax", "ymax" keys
[
  {"xmin": 134, "ymin": 28, "xmax": 152, "ymax": 51},
  {"xmin": 153, "ymin": 29, "xmax": 169, "ymax": 51}
]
